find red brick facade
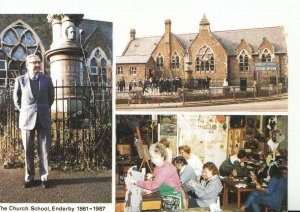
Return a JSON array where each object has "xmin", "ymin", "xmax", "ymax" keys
[{"xmin": 116, "ymin": 16, "xmax": 288, "ymax": 87}]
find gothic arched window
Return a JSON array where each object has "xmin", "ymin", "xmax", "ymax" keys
[
  {"xmin": 100, "ymin": 58, "xmax": 107, "ymax": 83},
  {"xmin": 239, "ymin": 50, "xmax": 249, "ymax": 72},
  {"xmin": 1, "ymin": 21, "xmax": 44, "ymax": 86},
  {"xmin": 196, "ymin": 45, "xmax": 215, "ymax": 72},
  {"xmin": 156, "ymin": 53, "xmax": 163, "ymax": 71},
  {"xmin": 88, "ymin": 47, "xmax": 110, "ymax": 86},
  {"xmin": 171, "ymin": 52, "xmax": 180, "ymax": 70},
  {"xmin": 90, "ymin": 57, "xmax": 98, "ymax": 86},
  {"xmin": 261, "ymin": 49, "xmax": 272, "ymax": 62}
]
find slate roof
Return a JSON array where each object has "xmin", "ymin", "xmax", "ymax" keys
[
  {"xmin": 120, "ymin": 26, "xmax": 287, "ymax": 60},
  {"xmin": 116, "ymin": 55, "xmax": 152, "ymax": 64},
  {"xmin": 123, "ymin": 36, "xmax": 161, "ymax": 56},
  {"xmin": 80, "ymin": 19, "xmax": 112, "ymax": 48},
  {"xmin": 175, "ymin": 33, "xmax": 197, "ymax": 51},
  {"xmin": 213, "ymin": 26, "xmax": 287, "ymax": 55}
]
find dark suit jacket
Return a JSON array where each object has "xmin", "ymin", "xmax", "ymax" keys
[{"xmin": 13, "ymin": 74, "xmax": 54, "ymax": 130}]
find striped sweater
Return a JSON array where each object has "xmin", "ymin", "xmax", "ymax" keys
[{"xmin": 192, "ymin": 175, "xmax": 223, "ymax": 207}]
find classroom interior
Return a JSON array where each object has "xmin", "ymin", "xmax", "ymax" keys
[{"xmin": 115, "ymin": 115, "xmax": 288, "ymax": 211}]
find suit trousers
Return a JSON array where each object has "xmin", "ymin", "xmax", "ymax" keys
[{"xmin": 21, "ymin": 122, "xmax": 51, "ymax": 182}]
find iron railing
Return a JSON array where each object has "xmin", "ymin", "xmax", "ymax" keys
[{"xmin": 0, "ymin": 84, "xmax": 112, "ymax": 170}]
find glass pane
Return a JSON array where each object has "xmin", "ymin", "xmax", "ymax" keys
[
  {"xmin": 21, "ymin": 63, "xmax": 27, "ymax": 75},
  {"xmin": 3, "ymin": 46, "xmax": 12, "ymax": 56},
  {"xmin": 0, "ymin": 70, "xmax": 6, "ymax": 78},
  {"xmin": 9, "ymin": 60, "xmax": 19, "ymax": 71},
  {"xmin": 0, "ymin": 78, "xmax": 6, "ymax": 87},
  {"xmin": 0, "ymin": 60, "xmax": 6, "ymax": 70},
  {"xmin": 27, "ymin": 47, "xmax": 37, "ymax": 55},
  {"xmin": 90, "ymin": 58, "xmax": 97, "ymax": 66},
  {"xmin": 15, "ymin": 26, "xmax": 25, "ymax": 36},
  {"xmin": 21, "ymin": 31, "xmax": 36, "ymax": 46},
  {"xmin": 101, "ymin": 58, "xmax": 107, "ymax": 68},
  {"xmin": 3, "ymin": 30, "xmax": 18, "ymax": 45},
  {"xmin": 0, "ymin": 51, "xmax": 5, "ymax": 59},
  {"xmin": 12, "ymin": 46, "xmax": 26, "ymax": 61},
  {"xmin": 90, "ymin": 66, "xmax": 97, "ymax": 74}
]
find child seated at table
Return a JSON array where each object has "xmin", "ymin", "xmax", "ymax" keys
[{"xmin": 240, "ymin": 163, "xmax": 287, "ymax": 212}]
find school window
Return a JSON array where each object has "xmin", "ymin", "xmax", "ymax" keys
[
  {"xmin": 1, "ymin": 22, "xmax": 43, "ymax": 86},
  {"xmin": 100, "ymin": 58, "xmax": 107, "ymax": 83},
  {"xmin": 270, "ymin": 76, "xmax": 276, "ymax": 85},
  {"xmin": 156, "ymin": 53, "xmax": 163, "ymax": 70},
  {"xmin": 196, "ymin": 45, "xmax": 215, "ymax": 72},
  {"xmin": 171, "ymin": 52, "xmax": 179, "ymax": 70},
  {"xmin": 89, "ymin": 57, "xmax": 98, "ymax": 86},
  {"xmin": 261, "ymin": 49, "xmax": 272, "ymax": 62},
  {"xmin": 117, "ymin": 67, "xmax": 123, "ymax": 75},
  {"xmin": 130, "ymin": 67, "xmax": 137, "ymax": 75},
  {"xmin": 0, "ymin": 50, "xmax": 7, "ymax": 87},
  {"xmin": 239, "ymin": 50, "xmax": 249, "ymax": 72},
  {"xmin": 196, "ymin": 57, "xmax": 200, "ymax": 72}
]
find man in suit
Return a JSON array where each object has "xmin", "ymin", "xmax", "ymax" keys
[{"xmin": 13, "ymin": 54, "xmax": 54, "ymax": 189}]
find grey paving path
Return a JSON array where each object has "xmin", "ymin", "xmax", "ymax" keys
[{"xmin": 0, "ymin": 168, "xmax": 111, "ymax": 203}]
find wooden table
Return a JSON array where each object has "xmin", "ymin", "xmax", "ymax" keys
[
  {"xmin": 116, "ymin": 186, "xmax": 161, "ymax": 212},
  {"xmin": 222, "ymin": 177, "xmax": 257, "ymax": 209}
]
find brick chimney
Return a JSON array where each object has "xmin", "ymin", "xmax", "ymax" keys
[
  {"xmin": 164, "ymin": 19, "xmax": 171, "ymax": 44},
  {"xmin": 130, "ymin": 29, "xmax": 136, "ymax": 41}
]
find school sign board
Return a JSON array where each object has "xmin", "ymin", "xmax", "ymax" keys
[{"xmin": 254, "ymin": 62, "xmax": 277, "ymax": 71}]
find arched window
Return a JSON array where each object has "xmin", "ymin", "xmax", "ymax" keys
[
  {"xmin": 171, "ymin": 52, "xmax": 179, "ymax": 70},
  {"xmin": 90, "ymin": 58, "xmax": 98, "ymax": 86},
  {"xmin": 1, "ymin": 21, "xmax": 44, "ymax": 86},
  {"xmin": 239, "ymin": 50, "xmax": 249, "ymax": 72},
  {"xmin": 196, "ymin": 45, "xmax": 215, "ymax": 72},
  {"xmin": 0, "ymin": 51, "xmax": 7, "ymax": 87},
  {"xmin": 100, "ymin": 58, "xmax": 107, "ymax": 83},
  {"xmin": 261, "ymin": 49, "xmax": 272, "ymax": 62},
  {"xmin": 156, "ymin": 53, "xmax": 163, "ymax": 71}
]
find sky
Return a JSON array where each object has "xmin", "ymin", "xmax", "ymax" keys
[{"xmin": 1, "ymin": 0, "xmax": 300, "ymax": 209}]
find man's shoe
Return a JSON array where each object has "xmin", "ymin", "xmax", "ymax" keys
[
  {"xmin": 24, "ymin": 180, "xmax": 34, "ymax": 188},
  {"xmin": 41, "ymin": 181, "xmax": 50, "ymax": 189}
]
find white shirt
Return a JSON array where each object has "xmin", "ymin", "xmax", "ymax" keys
[
  {"xmin": 230, "ymin": 154, "xmax": 240, "ymax": 164},
  {"xmin": 166, "ymin": 148, "xmax": 173, "ymax": 163},
  {"xmin": 186, "ymin": 153, "xmax": 203, "ymax": 180}
]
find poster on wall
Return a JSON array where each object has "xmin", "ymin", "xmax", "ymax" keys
[{"xmin": 178, "ymin": 115, "xmax": 228, "ymax": 167}]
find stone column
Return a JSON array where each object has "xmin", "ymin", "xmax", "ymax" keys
[{"xmin": 46, "ymin": 14, "xmax": 84, "ymax": 112}]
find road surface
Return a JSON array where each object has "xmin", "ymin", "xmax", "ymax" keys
[{"xmin": 117, "ymin": 99, "xmax": 288, "ymax": 112}]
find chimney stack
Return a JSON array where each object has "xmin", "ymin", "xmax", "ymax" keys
[{"xmin": 130, "ymin": 29, "xmax": 136, "ymax": 41}]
